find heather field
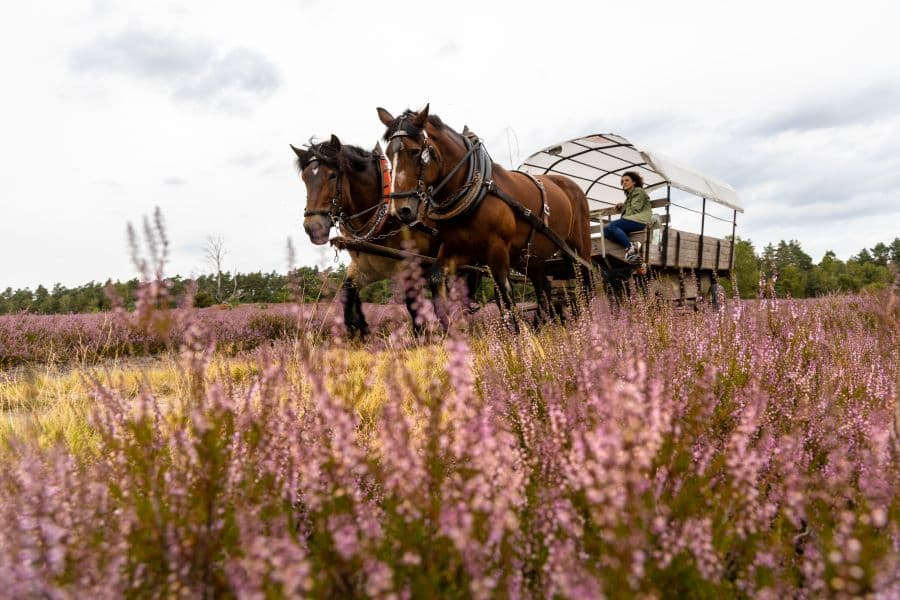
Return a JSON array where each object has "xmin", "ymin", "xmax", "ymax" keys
[
  {"xmin": 0, "ymin": 276, "xmax": 897, "ymax": 598},
  {"xmin": 0, "ymin": 301, "xmax": 418, "ymax": 368}
]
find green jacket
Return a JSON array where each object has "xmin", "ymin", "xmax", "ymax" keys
[{"xmin": 621, "ymin": 186, "xmax": 652, "ymax": 225}]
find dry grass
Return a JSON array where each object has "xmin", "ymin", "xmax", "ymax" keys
[{"xmin": 0, "ymin": 339, "xmax": 451, "ymax": 454}]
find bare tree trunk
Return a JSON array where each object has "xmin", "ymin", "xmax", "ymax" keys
[{"xmin": 204, "ymin": 236, "xmax": 228, "ymax": 303}]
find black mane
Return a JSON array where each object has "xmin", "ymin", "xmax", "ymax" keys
[
  {"xmin": 381, "ymin": 110, "xmax": 448, "ymax": 143},
  {"xmin": 295, "ymin": 139, "xmax": 376, "ymax": 174}
]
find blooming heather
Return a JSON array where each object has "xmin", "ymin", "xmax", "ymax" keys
[{"xmin": 0, "ymin": 258, "xmax": 897, "ymax": 597}]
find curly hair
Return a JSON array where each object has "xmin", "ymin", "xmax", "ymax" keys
[{"xmin": 622, "ymin": 171, "xmax": 644, "ymax": 188}]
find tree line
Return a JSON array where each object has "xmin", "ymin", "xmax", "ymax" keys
[
  {"xmin": 0, "ymin": 265, "xmax": 395, "ymax": 315},
  {"xmin": 2, "ymin": 238, "xmax": 897, "ymax": 315},
  {"xmin": 728, "ymin": 237, "xmax": 899, "ymax": 299}
]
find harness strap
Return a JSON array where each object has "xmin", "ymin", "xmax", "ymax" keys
[
  {"xmin": 335, "ymin": 152, "xmax": 398, "ymax": 241},
  {"xmin": 488, "ymin": 181, "xmax": 595, "ymax": 273},
  {"xmin": 515, "ymin": 172, "xmax": 548, "ymax": 258},
  {"xmin": 429, "ymin": 136, "xmax": 480, "ymax": 198},
  {"xmin": 378, "ymin": 154, "xmax": 392, "ymax": 200},
  {"xmin": 409, "ymin": 220, "xmax": 439, "ymax": 237}
]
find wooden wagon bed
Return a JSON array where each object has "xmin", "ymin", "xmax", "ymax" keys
[{"xmin": 519, "ymin": 133, "xmax": 744, "ymax": 303}]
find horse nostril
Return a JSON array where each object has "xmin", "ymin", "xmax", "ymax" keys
[{"xmin": 399, "ymin": 206, "xmax": 413, "ymax": 222}]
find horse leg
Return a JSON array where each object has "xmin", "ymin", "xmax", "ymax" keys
[
  {"xmin": 602, "ymin": 266, "xmax": 630, "ymax": 312},
  {"xmin": 494, "ymin": 275, "xmax": 518, "ymax": 333},
  {"xmin": 404, "ymin": 290, "xmax": 425, "ymax": 338},
  {"xmin": 342, "ymin": 277, "xmax": 368, "ymax": 339},
  {"xmin": 464, "ymin": 269, "xmax": 482, "ymax": 313},
  {"xmin": 487, "ymin": 244, "xmax": 518, "ymax": 333},
  {"xmin": 402, "ymin": 262, "xmax": 437, "ymax": 337},
  {"xmin": 426, "ymin": 260, "xmax": 450, "ymax": 332},
  {"xmin": 564, "ymin": 256, "xmax": 594, "ymax": 319},
  {"xmin": 526, "ymin": 260, "xmax": 555, "ymax": 327}
]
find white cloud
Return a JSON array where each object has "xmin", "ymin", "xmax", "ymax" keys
[{"xmin": 71, "ymin": 28, "xmax": 280, "ymax": 111}]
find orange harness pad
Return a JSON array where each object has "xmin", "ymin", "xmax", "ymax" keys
[{"xmin": 379, "ymin": 155, "xmax": 392, "ymax": 200}]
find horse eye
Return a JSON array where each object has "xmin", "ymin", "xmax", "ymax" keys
[{"xmin": 328, "ymin": 172, "xmax": 337, "ymax": 179}]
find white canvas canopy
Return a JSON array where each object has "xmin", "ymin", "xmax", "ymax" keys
[{"xmin": 518, "ymin": 133, "xmax": 743, "ymax": 213}]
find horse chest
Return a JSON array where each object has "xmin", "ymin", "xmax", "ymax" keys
[{"xmin": 350, "ymin": 252, "xmax": 402, "ymax": 287}]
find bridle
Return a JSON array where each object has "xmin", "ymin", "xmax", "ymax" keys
[
  {"xmin": 302, "ymin": 153, "xmax": 395, "ymax": 241},
  {"xmin": 302, "ymin": 157, "xmax": 343, "ymax": 220},
  {"xmin": 386, "ymin": 116, "xmax": 440, "ymax": 209},
  {"xmin": 388, "ymin": 117, "xmax": 486, "ymax": 222}
]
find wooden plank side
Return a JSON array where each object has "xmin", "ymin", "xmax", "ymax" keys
[
  {"xmin": 701, "ymin": 238, "xmax": 719, "ymax": 270},
  {"xmin": 719, "ymin": 242, "xmax": 734, "ymax": 271},
  {"xmin": 720, "ymin": 244, "xmax": 733, "ymax": 271},
  {"xmin": 658, "ymin": 230, "xmax": 738, "ymax": 271},
  {"xmin": 590, "ymin": 226, "xmax": 734, "ymax": 272},
  {"xmin": 670, "ymin": 231, "xmax": 700, "ymax": 268},
  {"xmin": 697, "ymin": 235, "xmax": 735, "ymax": 271}
]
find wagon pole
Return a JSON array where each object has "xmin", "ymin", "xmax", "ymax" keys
[{"xmin": 328, "ymin": 236, "xmax": 488, "ymax": 276}]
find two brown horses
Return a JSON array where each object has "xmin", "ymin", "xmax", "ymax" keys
[
  {"xmin": 378, "ymin": 105, "xmax": 593, "ymax": 327},
  {"xmin": 292, "ymin": 136, "xmax": 439, "ymax": 337}
]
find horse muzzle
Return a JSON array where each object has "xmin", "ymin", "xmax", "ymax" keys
[
  {"xmin": 391, "ymin": 194, "xmax": 421, "ymax": 225},
  {"xmin": 303, "ymin": 215, "xmax": 332, "ymax": 245},
  {"xmin": 396, "ymin": 205, "xmax": 416, "ymax": 224}
]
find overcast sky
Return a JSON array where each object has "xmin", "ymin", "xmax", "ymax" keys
[{"xmin": 2, "ymin": 0, "xmax": 898, "ymax": 290}]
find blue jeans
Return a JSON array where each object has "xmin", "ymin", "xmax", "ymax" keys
[{"xmin": 604, "ymin": 218, "xmax": 645, "ymax": 248}]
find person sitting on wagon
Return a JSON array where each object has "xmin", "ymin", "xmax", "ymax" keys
[{"xmin": 604, "ymin": 171, "xmax": 652, "ymax": 264}]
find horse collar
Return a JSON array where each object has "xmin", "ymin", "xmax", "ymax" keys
[{"xmin": 422, "ymin": 133, "xmax": 491, "ymax": 221}]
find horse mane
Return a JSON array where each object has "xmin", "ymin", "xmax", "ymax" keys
[
  {"xmin": 295, "ymin": 139, "xmax": 376, "ymax": 175},
  {"xmin": 381, "ymin": 110, "xmax": 449, "ymax": 142}
]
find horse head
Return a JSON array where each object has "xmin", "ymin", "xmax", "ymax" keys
[
  {"xmin": 291, "ymin": 134, "xmax": 345, "ymax": 245},
  {"xmin": 377, "ymin": 104, "xmax": 444, "ymax": 225}
]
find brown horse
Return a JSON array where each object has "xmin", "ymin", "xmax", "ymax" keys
[
  {"xmin": 378, "ymin": 105, "xmax": 593, "ymax": 327},
  {"xmin": 291, "ymin": 135, "xmax": 440, "ymax": 337}
]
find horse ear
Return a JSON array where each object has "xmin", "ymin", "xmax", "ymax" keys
[
  {"xmin": 412, "ymin": 103, "xmax": 430, "ymax": 128},
  {"xmin": 372, "ymin": 141, "xmax": 384, "ymax": 154},
  {"xmin": 290, "ymin": 144, "xmax": 307, "ymax": 161},
  {"xmin": 376, "ymin": 107, "xmax": 394, "ymax": 126},
  {"xmin": 329, "ymin": 134, "xmax": 342, "ymax": 150},
  {"xmin": 462, "ymin": 125, "xmax": 471, "ymax": 136}
]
